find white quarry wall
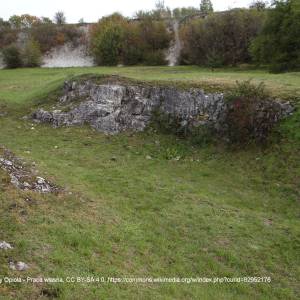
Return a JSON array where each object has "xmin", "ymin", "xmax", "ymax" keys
[
  {"xmin": 42, "ymin": 43, "xmax": 94, "ymax": 68},
  {"xmin": 166, "ymin": 21, "xmax": 182, "ymax": 66},
  {"xmin": 0, "ymin": 54, "xmax": 4, "ymax": 69}
]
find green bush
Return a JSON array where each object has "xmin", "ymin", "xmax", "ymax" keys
[
  {"xmin": 225, "ymin": 81, "xmax": 277, "ymax": 143},
  {"xmin": 22, "ymin": 39, "xmax": 42, "ymax": 67},
  {"xmin": 143, "ymin": 50, "xmax": 167, "ymax": 66},
  {"xmin": 30, "ymin": 23, "xmax": 58, "ymax": 52},
  {"xmin": 180, "ymin": 9, "xmax": 265, "ymax": 66},
  {"xmin": 30, "ymin": 23, "xmax": 84, "ymax": 53},
  {"xmin": 90, "ymin": 13, "xmax": 171, "ymax": 66},
  {"xmin": 90, "ymin": 14, "xmax": 125, "ymax": 66},
  {"xmin": 250, "ymin": 0, "xmax": 300, "ymax": 72},
  {"xmin": 2, "ymin": 44, "xmax": 22, "ymax": 68}
]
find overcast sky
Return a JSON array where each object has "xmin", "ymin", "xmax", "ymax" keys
[{"xmin": 2, "ymin": 0, "xmax": 254, "ymax": 23}]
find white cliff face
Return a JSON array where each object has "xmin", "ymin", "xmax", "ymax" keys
[
  {"xmin": 166, "ymin": 21, "xmax": 182, "ymax": 66},
  {"xmin": 0, "ymin": 54, "xmax": 4, "ymax": 69},
  {"xmin": 42, "ymin": 43, "xmax": 94, "ymax": 68}
]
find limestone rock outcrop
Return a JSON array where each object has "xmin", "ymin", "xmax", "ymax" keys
[{"xmin": 32, "ymin": 77, "xmax": 293, "ymax": 137}]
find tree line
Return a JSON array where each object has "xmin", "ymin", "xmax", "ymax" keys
[{"xmin": 0, "ymin": 0, "xmax": 299, "ymax": 72}]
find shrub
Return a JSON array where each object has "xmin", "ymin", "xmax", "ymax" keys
[
  {"xmin": 225, "ymin": 80, "xmax": 279, "ymax": 143},
  {"xmin": 90, "ymin": 13, "xmax": 171, "ymax": 66},
  {"xmin": 22, "ymin": 39, "xmax": 42, "ymax": 67},
  {"xmin": 90, "ymin": 14, "xmax": 126, "ymax": 66},
  {"xmin": 143, "ymin": 50, "xmax": 167, "ymax": 65},
  {"xmin": 2, "ymin": 45, "xmax": 22, "ymax": 68},
  {"xmin": 180, "ymin": 9, "xmax": 265, "ymax": 66},
  {"xmin": 30, "ymin": 23, "xmax": 84, "ymax": 53},
  {"xmin": 30, "ymin": 23, "xmax": 59, "ymax": 52},
  {"xmin": 0, "ymin": 23, "xmax": 18, "ymax": 48},
  {"xmin": 250, "ymin": 0, "xmax": 300, "ymax": 72}
]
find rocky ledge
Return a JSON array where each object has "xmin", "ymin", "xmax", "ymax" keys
[{"xmin": 32, "ymin": 76, "xmax": 293, "ymax": 136}]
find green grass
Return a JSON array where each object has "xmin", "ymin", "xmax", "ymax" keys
[
  {"xmin": 0, "ymin": 66, "xmax": 300, "ymax": 300},
  {"xmin": 1, "ymin": 66, "xmax": 300, "ymax": 104}
]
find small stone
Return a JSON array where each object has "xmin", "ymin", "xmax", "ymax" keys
[
  {"xmin": 0, "ymin": 159, "xmax": 13, "ymax": 166},
  {"xmin": 146, "ymin": 155, "xmax": 152, "ymax": 160},
  {"xmin": 31, "ymin": 127, "xmax": 35, "ymax": 130},
  {"xmin": 110, "ymin": 156, "xmax": 117, "ymax": 161},
  {"xmin": 0, "ymin": 241, "xmax": 13, "ymax": 250},
  {"xmin": 54, "ymin": 146, "xmax": 58, "ymax": 149},
  {"xmin": 9, "ymin": 262, "xmax": 16, "ymax": 270},
  {"xmin": 36, "ymin": 177, "xmax": 46, "ymax": 184},
  {"xmin": 10, "ymin": 261, "xmax": 29, "ymax": 271},
  {"xmin": 264, "ymin": 219, "xmax": 273, "ymax": 226}
]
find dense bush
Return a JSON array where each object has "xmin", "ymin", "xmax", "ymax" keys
[
  {"xmin": 90, "ymin": 14, "xmax": 126, "ymax": 66},
  {"xmin": 22, "ymin": 39, "xmax": 42, "ymax": 67},
  {"xmin": 225, "ymin": 81, "xmax": 278, "ymax": 143},
  {"xmin": 250, "ymin": 0, "xmax": 300, "ymax": 72},
  {"xmin": 0, "ymin": 20, "xmax": 17, "ymax": 48},
  {"xmin": 137, "ymin": 14, "xmax": 171, "ymax": 64},
  {"xmin": 30, "ymin": 23, "xmax": 61, "ymax": 53},
  {"xmin": 180, "ymin": 9, "xmax": 265, "ymax": 66},
  {"xmin": 30, "ymin": 23, "xmax": 84, "ymax": 53},
  {"xmin": 2, "ymin": 45, "xmax": 22, "ymax": 68},
  {"xmin": 90, "ymin": 13, "xmax": 171, "ymax": 66}
]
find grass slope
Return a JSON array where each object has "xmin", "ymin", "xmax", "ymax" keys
[{"xmin": 0, "ymin": 66, "xmax": 299, "ymax": 300}]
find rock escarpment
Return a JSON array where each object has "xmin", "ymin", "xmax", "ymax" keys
[{"xmin": 32, "ymin": 76, "xmax": 293, "ymax": 137}]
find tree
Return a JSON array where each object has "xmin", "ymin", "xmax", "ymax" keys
[
  {"xmin": 172, "ymin": 7, "xmax": 200, "ymax": 19},
  {"xmin": 8, "ymin": 14, "xmax": 41, "ymax": 29},
  {"xmin": 9, "ymin": 15, "xmax": 22, "ymax": 29},
  {"xmin": 200, "ymin": 0, "xmax": 213, "ymax": 14},
  {"xmin": 90, "ymin": 14, "xmax": 126, "ymax": 65},
  {"xmin": 180, "ymin": 9, "xmax": 264, "ymax": 66},
  {"xmin": 0, "ymin": 18, "xmax": 10, "ymax": 28},
  {"xmin": 41, "ymin": 17, "xmax": 53, "ymax": 24},
  {"xmin": 20, "ymin": 14, "xmax": 41, "ymax": 28},
  {"xmin": 250, "ymin": 0, "xmax": 300, "ymax": 72},
  {"xmin": 22, "ymin": 39, "xmax": 42, "ymax": 67},
  {"xmin": 90, "ymin": 12, "xmax": 171, "ymax": 66},
  {"xmin": 54, "ymin": 11, "xmax": 66, "ymax": 25},
  {"xmin": 250, "ymin": 0, "xmax": 268, "ymax": 10},
  {"xmin": 2, "ymin": 45, "xmax": 22, "ymax": 68}
]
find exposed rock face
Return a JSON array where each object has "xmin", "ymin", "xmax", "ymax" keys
[
  {"xmin": 0, "ymin": 54, "xmax": 4, "ymax": 69},
  {"xmin": 33, "ymin": 79, "xmax": 227, "ymax": 134},
  {"xmin": 32, "ymin": 78, "xmax": 293, "ymax": 137},
  {"xmin": 42, "ymin": 43, "xmax": 94, "ymax": 68},
  {"xmin": 167, "ymin": 20, "xmax": 182, "ymax": 66}
]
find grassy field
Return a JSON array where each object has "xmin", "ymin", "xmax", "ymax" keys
[{"xmin": 0, "ymin": 66, "xmax": 300, "ymax": 299}]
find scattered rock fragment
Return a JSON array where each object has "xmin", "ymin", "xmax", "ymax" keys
[
  {"xmin": 0, "ymin": 241, "xmax": 13, "ymax": 250},
  {"xmin": 0, "ymin": 146, "xmax": 59, "ymax": 193},
  {"xmin": 9, "ymin": 261, "xmax": 29, "ymax": 271}
]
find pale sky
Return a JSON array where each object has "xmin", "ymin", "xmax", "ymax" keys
[{"xmin": 2, "ymin": 0, "xmax": 254, "ymax": 23}]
